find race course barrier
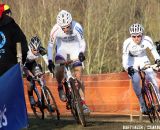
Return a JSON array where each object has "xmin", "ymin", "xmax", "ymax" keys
[{"xmin": 23, "ymin": 72, "xmax": 160, "ymax": 116}]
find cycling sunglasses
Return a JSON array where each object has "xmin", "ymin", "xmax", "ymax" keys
[
  {"xmin": 32, "ymin": 48, "xmax": 39, "ymax": 52},
  {"xmin": 62, "ymin": 25, "xmax": 70, "ymax": 30},
  {"xmin": 131, "ymin": 35, "xmax": 142, "ymax": 38}
]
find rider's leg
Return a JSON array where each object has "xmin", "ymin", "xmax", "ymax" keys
[
  {"xmin": 73, "ymin": 65, "xmax": 90, "ymax": 114},
  {"xmin": 131, "ymin": 72, "xmax": 147, "ymax": 113},
  {"xmin": 74, "ymin": 66, "xmax": 85, "ymax": 99},
  {"xmin": 55, "ymin": 65, "xmax": 67, "ymax": 102},
  {"xmin": 55, "ymin": 55, "xmax": 67, "ymax": 102},
  {"xmin": 27, "ymin": 79, "xmax": 36, "ymax": 106}
]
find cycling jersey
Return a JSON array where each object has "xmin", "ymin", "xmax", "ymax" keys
[
  {"xmin": 24, "ymin": 46, "xmax": 48, "ymax": 71},
  {"xmin": 0, "ymin": 15, "xmax": 28, "ymax": 76},
  {"xmin": 48, "ymin": 21, "xmax": 86, "ymax": 61},
  {"xmin": 122, "ymin": 36, "xmax": 160, "ymax": 70}
]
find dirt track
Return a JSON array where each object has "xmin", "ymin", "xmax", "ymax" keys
[{"xmin": 23, "ymin": 115, "xmax": 160, "ymax": 130}]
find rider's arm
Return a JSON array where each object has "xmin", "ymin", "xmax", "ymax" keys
[
  {"xmin": 42, "ymin": 54, "xmax": 49, "ymax": 66},
  {"xmin": 122, "ymin": 39, "xmax": 130, "ymax": 71},
  {"xmin": 47, "ymin": 25, "xmax": 58, "ymax": 61},
  {"xmin": 39, "ymin": 46, "xmax": 49, "ymax": 65},
  {"xmin": 145, "ymin": 36, "xmax": 160, "ymax": 60},
  {"xmin": 23, "ymin": 60, "xmax": 35, "ymax": 78},
  {"xmin": 13, "ymin": 22, "xmax": 29, "ymax": 64},
  {"xmin": 75, "ymin": 23, "xmax": 86, "ymax": 53}
]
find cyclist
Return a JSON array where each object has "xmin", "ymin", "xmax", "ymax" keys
[
  {"xmin": 23, "ymin": 36, "xmax": 48, "ymax": 106},
  {"xmin": 0, "ymin": 4, "xmax": 28, "ymax": 76},
  {"xmin": 47, "ymin": 10, "xmax": 90, "ymax": 114},
  {"xmin": 122, "ymin": 23, "xmax": 160, "ymax": 114}
]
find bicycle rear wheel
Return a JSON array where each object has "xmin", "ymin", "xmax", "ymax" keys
[
  {"xmin": 69, "ymin": 78, "xmax": 86, "ymax": 127},
  {"xmin": 43, "ymin": 86, "xmax": 60, "ymax": 120}
]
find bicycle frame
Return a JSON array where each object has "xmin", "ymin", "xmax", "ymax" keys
[
  {"xmin": 64, "ymin": 64, "xmax": 75, "ymax": 91},
  {"xmin": 33, "ymin": 75, "xmax": 48, "ymax": 105}
]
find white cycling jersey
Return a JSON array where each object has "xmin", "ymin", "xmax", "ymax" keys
[
  {"xmin": 122, "ymin": 36, "xmax": 160, "ymax": 70},
  {"xmin": 47, "ymin": 21, "xmax": 86, "ymax": 61},
  {"xmin": 26, "ymin": 47, "xmax": 48, "ymax": 65}
]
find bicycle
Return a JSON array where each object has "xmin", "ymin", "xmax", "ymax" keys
[
  {"xmin": 27, "ymin": 63, "xmax": 60, "ymax": 120},
  {"xmin": 137, "ymin": 64, "xmax": 160, "ymax": 123},
  {"xmin": 55, "ymin": 54, "xmax": 87, "ymax": 127}
]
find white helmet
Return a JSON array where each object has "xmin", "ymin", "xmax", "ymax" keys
[
  {"xmin": 29, "ymin": 36, "xmax": 41, "ymax": 50},
  {"xmin": 129, "ymin": 23, "xmax": 144, "ymax": 35},
  {"xmin": 56, "ymin": 10, "xmax": 72, "ymax": 27}
]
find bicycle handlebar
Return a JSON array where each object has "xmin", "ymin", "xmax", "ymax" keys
[
  {"xmin": 55, "ymin": 59, "xmax": 79, "ymax": 67},
  {"xmin": 138, "ymin": 64, "xmax": 159, "ymax": 71},
  {"xmin": 32, "ymin": 72, "xmax": 44, "ymax": 81}
]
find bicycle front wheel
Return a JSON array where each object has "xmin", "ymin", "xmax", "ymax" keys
[
  {"xmin": 149, "ymin": 82, "xmax": 160, "ymax": 121},
  {"xmin": 28, "ymin": 90, "xmax": 44, "ymax": 119},
  {"xmin": 69, "ymin": 78, "xmax": 86, "ymax": 127},
  {"xmin": 42, "ymin": 86, "xmax": 60, "ymax": 120},
  {"xmin": 142, "ymin": 84, "xmax": 160, "ymax": 123}
]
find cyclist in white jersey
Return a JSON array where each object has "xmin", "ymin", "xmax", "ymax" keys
[
  {"xmin": 47, "ymin": 10, "xmax": 90, "ymax": 114},
  {"xmin": 122, "ymin": 23, "xmax": 160, "ymax": 114},
  {"xmin": 23, "ymin": 36, "xmax": 48, "ymax": 106}
]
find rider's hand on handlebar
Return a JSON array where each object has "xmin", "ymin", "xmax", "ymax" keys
[
  {"xmin": 48, "ymin": 60, "xmax": 55, "ymax": 73},
  {"xmin": 127, "ymin": 66, "xmax": 135, "ymax": 77},
  {"xmin": 155, "ymin": 59, "xmax": 160, "ymax": 67},
  {"xmin": 78, "ymin": 52, "xmax": 85, "ymax": 62},
  {"xmin": 27, "ymin": 75, "xmax": 33, "ymax": 81}
]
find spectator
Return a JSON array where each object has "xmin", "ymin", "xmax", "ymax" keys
[{"xmin": 0, "ymin": 4, "xmax": 28, "ymax": 76}]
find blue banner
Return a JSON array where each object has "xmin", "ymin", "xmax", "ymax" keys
[{"xmin": 0, "ymin": 64, "xmax": 28, "ymax": 130}]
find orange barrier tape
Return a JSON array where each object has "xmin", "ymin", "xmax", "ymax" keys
[{"xmin": 24, "ymin": 72, "xmax": 160, "ymax": 116}]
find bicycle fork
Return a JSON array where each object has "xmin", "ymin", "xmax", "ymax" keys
[
  {"xmin": 33, "ymin": 86, "xmax": 42, "ymax": 106},
  {"xmin": 38, "ymin": 79, "xmax": 50, "ymax": 106},
  {"xmin": 150, "ymin": 82, "xmax": 160, "ymax": 105}
]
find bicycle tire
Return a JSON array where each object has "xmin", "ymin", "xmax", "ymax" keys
[
  {"xmin": 142, "ymin": 84, "xmax": 159, "ymax": 123},
  {"xmin": 69, "ymin": 78, "xmax": 86, "ymax": 127},
  {"xmin": 142, "ymin": 89, "xmax": 153, "ymax": 123},
  {"xmin": 149, "ymin": 82, "xmax": 160, "ymax": 122},
  {"xmin": 28, "ymin": 90, "xmax": 44, "ymax": 119},
  {"xmin": 65, "ymin": 80, "xmax": 79, "ymax": 122},
  {"xmin": 43, "ymin": 86, "xmax": 60, "ymax": 120}
]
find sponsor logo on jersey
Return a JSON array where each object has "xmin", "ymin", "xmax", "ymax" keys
[{"xmin": 0, "ymin": 32, "xmax": 6, "ymax": 49}]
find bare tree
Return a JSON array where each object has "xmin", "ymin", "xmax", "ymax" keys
[{"xmin": 4, "ymin": 0, "xmax": 160, "ymax": 74}]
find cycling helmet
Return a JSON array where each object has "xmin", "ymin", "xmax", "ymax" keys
[
  {"xmin": 129, "ymin": 23, "xmax": 144, "ymax": 35},
  {"xmin": 56, "ymin": 10, "xmax": 72, "ymax": 27},
  {"xmin": 0, "ymin": 4, "xmax": 11, "ymax": 17},
  {"xmin": 29, "ymin": 36, "xmax": 41, "ymax": 50}
]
